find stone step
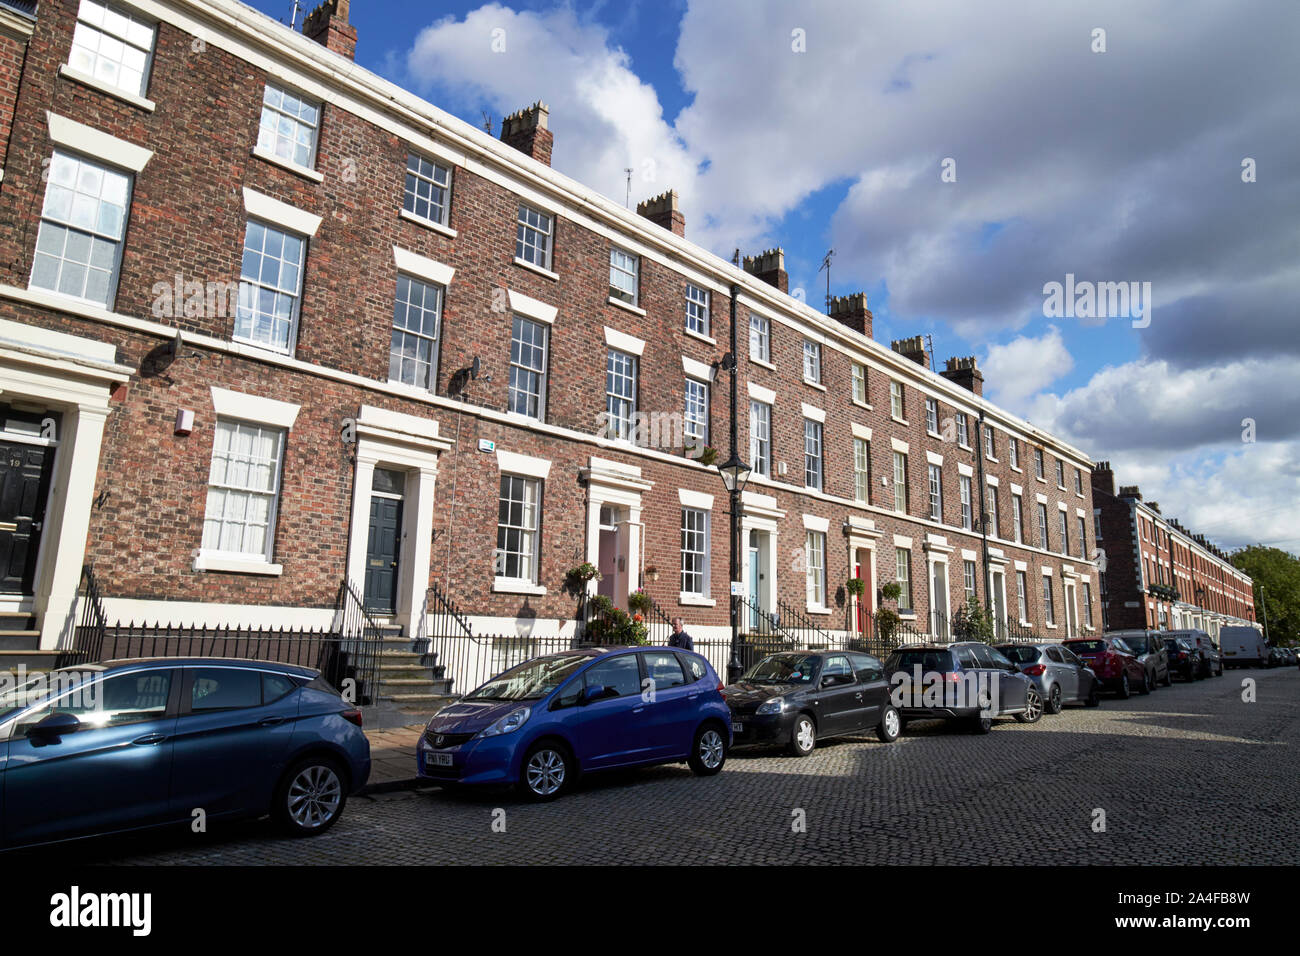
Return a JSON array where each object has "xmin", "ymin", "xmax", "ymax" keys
[
  {"xmin": 0, "ymin": 631, "xmax": 41, "ymax": 651},
  {"xmin": 0, "ymin": 649, "xmax": 63, "ymax": 670},
  {"xmin": 0, "ymin": 614, "xmax": 37, "ymax": 631}
]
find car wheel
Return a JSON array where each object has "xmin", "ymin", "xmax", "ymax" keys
[
  {"xmin": 1216, "ymin": 663, "xmax": 1224, "ymax": 677},
  {"xmin": 1139, "ymin": 669, "xmax": 1152, "ymax": 695},
  {"xmin": 1046, "ymin": 683, "xmax": 1063, "ymax": 715},
  {"xmin": 969, "ymin": 713, "xmax": 993, "ymax": 734},
  {"xmin": 689, "ymin": 723, "xmax": 728, "ymax": 775},
  {"xmin": 1117, "ymin": 672, "xmax": 1131, "ymax": 699},
  {"xmin": 1016, "ymin": 688, "xmax": 1043, "ymax": 723},
  {"xmin": 877, "ymin": 705, "xmax": 901, "ymax": 743},
  {"xmin": 273, "ymin": 755, "xmax": 348, "ymax": 837},
  {"xmin": 787, "ymin": 714, "xmax": 817, "ymax": 757},
  {"xmin": 1084, "ymin": 682, "xmax": 1100, "ymax": 707},
  {"xmin": 519, "ymin": 741, "xmax": 571, "ymax": 802}
]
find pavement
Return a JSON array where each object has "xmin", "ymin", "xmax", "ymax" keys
[
  {"xmin": 361, "ymin": 721, "xmax": 429, "ymax": 793},
  {"xmin": 13, "ymin": 666, "xmax": 1299, "ymax": 865}
]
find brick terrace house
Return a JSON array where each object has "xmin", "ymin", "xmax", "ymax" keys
[
  {"xmin": 0, "ymin": 0, "xmax": 1103, "ymax": 679},
  {"xmin": 1091, "ymin": 463, "xmax": 1255, "ymax": 637}
]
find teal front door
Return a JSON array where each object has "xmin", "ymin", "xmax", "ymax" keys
[{"xmin": 364, "ymin": 495, "xmax": 402, "ymax": 613}]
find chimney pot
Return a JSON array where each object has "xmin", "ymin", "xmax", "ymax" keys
[
  {"xmin": 939, "ymin": 354, "xmax": 983, "ymax": 395},
  {"xmin": 890, "ymin": 335, "xmax": 930, "ymax": 370},
  {"xmin": 500, "ymin": 102, "xmax": 553, "ymax": 166},
  {"xmin": 742, "ymin": 247, "xmax": 788, "ymax": 294},
  {"xmin": 828, "ymin": 292, "xmax": 872, "ymax": 338},
  {"xmin": 636, "ymin": 189, "xmax": 685, "ymax": 237},
  {"xmin": 303, "ymin": 0, "xmax": 356, "ymax": 60}
]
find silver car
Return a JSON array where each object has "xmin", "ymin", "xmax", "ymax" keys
[{"xmin": 996, "ymin": 642, "xmax": 1100, "ymax": 713}]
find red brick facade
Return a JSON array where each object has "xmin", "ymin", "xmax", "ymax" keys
[{"xmin": 0, "ymin": 0, "xmax": 1102, "ymax": 650}]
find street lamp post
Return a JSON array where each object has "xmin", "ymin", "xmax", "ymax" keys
[{"xmin": 718, "ymin": 451, "xmax": 751, "ymax": 683}]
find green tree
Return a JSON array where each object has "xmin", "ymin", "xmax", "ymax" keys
[{"xmin": 1230, "ymin": 545, "xmax": 1300, "ymax": 646}]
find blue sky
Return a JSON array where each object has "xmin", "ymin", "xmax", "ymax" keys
[{"xmin": 247, "ymin": 0, "xmax": 1299, "ymax": 551}]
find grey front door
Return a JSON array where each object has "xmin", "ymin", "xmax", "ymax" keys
[
  {"xmin": 364, "ymin": 495, "xmax": 402, "ymax": 613},
  {"xmin": 0, "ymin": 438, "xmax": 54, "ymax": 595}
]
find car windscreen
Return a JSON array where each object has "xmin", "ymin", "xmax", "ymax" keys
[
  {"xmin": 742, "ymin": 653, "xmax": 819, "ymax": 685},
  {"xmin": 888, "ymin": 650, "xmax": 954, "ymax": 672},
  {"xmin": 999, "ymin": 646, "xmax": 1040, "ymax": 664},
  {"xmin": 465, "ymin": 653, "xmax": 594, "ymax": 702},
  {"xmin": 1065, "ymin": 640, "xmax": 1107, "ymax": 654},
  {"xmin": 1119, "ymin": 634, "xmax": 1149, "ymax": 652}
]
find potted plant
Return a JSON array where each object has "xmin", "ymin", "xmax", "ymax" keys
[
  {"xmin": 628, "ymin": 588, "xmax": 653, "ymax": 614},
  {"xmin": 845, "ymin": 577, "xmax": 866, "ymax": 598}
]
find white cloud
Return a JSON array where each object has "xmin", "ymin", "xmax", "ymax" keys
[
  {"xmin": 981, "ymin": 327, "xmax": 1073, "ymax": 408},
  {"xmin": 404, "ymin": 4, "xmax": 701, "ymax": 214}
]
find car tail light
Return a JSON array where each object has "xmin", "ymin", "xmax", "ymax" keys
[
  {"xmin": 1023, "ymin": 664, "xmax": 1046, "ymax": 676},
  {"xmin": 342, "ymin": 708, "xmax": 363, "ymax": 727},
  {"xmin": 946, "ymin": 671, "xmax": 962, "ymax": 682},
  {"xmin": 717, "ymin": 681, "xmax": 726, "ymax": 693}
]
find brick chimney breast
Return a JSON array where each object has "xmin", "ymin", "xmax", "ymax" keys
[
  {"xmin": 939, "ymin": 355, "xmax": 983, "ymax": 396},
  {"xmin": 890, "ymin": 335, "xmax": 930, "ymax": 370},
  {"xmin": 829, "ymin": 292, "xmax": 872, "ymax": 338},
  {"xmin": 500, "ymin": 102, "xmax": 553, "ymax": 166},
  {"xmin": 1091, "ymin": 460, "xmax": 1115, "ymax": 496},
  {"xmin": 636, "ymin": 189, "xmax": 684, "ymax": 237},
  {"xmin": 303, "ymin": 0, "xmax": 357, "ymax": 60},
  {"xmin": 742, "ymin": 248, "xmax": 787, "ymax": 293}
]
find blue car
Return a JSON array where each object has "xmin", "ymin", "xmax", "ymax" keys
[
  {"xmin": 0, "ymin": 658, "xmax": 370, "ymax": 848},
  {"xmin": 418, "ymin": 646, "xmax": 731, "ymax": 800}
]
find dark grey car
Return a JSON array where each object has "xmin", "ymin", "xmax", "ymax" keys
[
  {"xmin": 885, "ymin": 642, "xmax": 1042, "ymax": 734},
  {"xmin": 996, "ymin": 642, "xmax": 1101, "ymax": 713},
  {"xmin": 1106, "ymin": 629, "xmax": 1172, "ymax": 690}
]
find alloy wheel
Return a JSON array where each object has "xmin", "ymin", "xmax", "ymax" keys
[
  {"xmin": 526, "ymin": 748, "xmax": 566, "ymax": 796},
  {"xmin": 883, "ymin": 708, "xmax": 900, "ymax": 738},
  {"xmin": 287, "ymin": 764, "xmax": 343, "ymax": 830},
  {"xmin": 699, "ymin": 729, "xmax": 725, "ymax": 769}
]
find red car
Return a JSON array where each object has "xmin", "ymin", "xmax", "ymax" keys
[{"xmin": 1062, "ymin": 637, "xmax": 1147, "ymax": 699}]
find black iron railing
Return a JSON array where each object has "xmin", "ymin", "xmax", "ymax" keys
[
  {"xmin": 333, "ymin": 578, "xmax": 385, "ymax": 704},
  {"xmin": 64, "ymin": 563, "xmax": 109, "ymax": 666}
]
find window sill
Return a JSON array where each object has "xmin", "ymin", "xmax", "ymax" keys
[
  {"xmin": 1044, "ymin": 622, "xmax": 1058, "ymax": 629},
  {"xmin": 749, "ymin": 356, "xmax": 776, "ymax": 372},
  {"xmin": 1035, "ymin": 476, "xmax": 1047, "ymax": 483},
  {"xmin": 58, "ymin": 64, "xmax": 156, "ymax": 112},
  {"xmin": 987, "ymin": 457, "xmax": 1000, "ymax": 464},
  {"xmin": 232, "ymin": 334, "xmax": 295, "ymax": 358},
  {"xmin": 399, "ymin": 208, "xmax": 458, "ymax": 239},
  {"xmin": 898, "ymin": 611, "xmax": 917, "ymax": 620},
  {"xmin": 957, "ymin": 443, "xmax": 973, "ymax": 452},
  {"xmin": 805, "ymin": 605, "xmax": 832, "ymax": 616},
  {"xmin": 891, "ymin": 415, "xmax": 908, "ymax": 426},
  {"xmin": 1010, "ymin": 465, "xmax": 1023, "ymax": 474},
  {"xmin": 684, "ymin": 327, "xmax": 716, "ymax": 347},
  {"xmin": 607, "ymin": 296, "xmax": 647, "ymax": 317},
  {"xmin": 927, "ymin": 429, "xmax": 943, "ymax": 440},
  {"xmin": 251, "ymin": 146, "xmax": 325, "ymax": 183},
  {"xmin": 194, "ymin": 554, "xmax": 283, "ymax": 576},
  {"xmin": 679, "ymin": 594, "xmax": 717, "ymax": 608},
  {"xmin": 851, "ymin": 399, "xmax": 873, "ymax": 411},
  {"xmin": 514, "ymin": 257, "xmax": 559, "ymax": 281},
  {"xmin": 803, "ymin": 379, "xmax": 826, "ymax": 392},
  {"xmin": 492, "ymin": 578, "xmax": 547, "ymax": 596}
]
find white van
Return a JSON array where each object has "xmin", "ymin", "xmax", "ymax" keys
[{"xmin": 1219, "ymin": 625, "xmax": 1267, "ymax": 668}]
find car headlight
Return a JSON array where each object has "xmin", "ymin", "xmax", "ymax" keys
[
  {"xmin": 756, "ymin": 697, "xmax": 786, "ymax": 715},
  {"xmin": 480, "ymin": 706, "xmax": 532, "ymax": 737}
]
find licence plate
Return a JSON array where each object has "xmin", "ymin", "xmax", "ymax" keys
[
  {"xmin": 731, "ymin": 722, "xmax": 743, "ymax": 733},
  {"xmin": 428, "ymin": 752, "xmax": 453, "ymax": 767}
]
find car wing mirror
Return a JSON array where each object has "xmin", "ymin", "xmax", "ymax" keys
[{"xmin": 31, "ymin": 712, "xmax": 80, "ymax": 739}]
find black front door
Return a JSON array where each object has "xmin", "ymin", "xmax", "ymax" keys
[
  {"xmin": 364, "ymin": 496, "xmax": 402, "ymax": 613},
  {"xmin": 0, "ymin": 439, "xmax": 55, "ymax": 595}
]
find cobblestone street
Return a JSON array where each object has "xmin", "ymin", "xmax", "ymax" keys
[{"xmin": 20, "ymin": 667, "xmax": 1298, "ymax": 866}]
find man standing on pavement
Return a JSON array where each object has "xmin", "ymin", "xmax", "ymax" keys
[{"xmin": 668, "ymin": 616, "xmax": 694, "ymax": 651}]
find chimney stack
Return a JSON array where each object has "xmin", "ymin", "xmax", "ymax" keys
[
  {"xmin": 500, "ymin": 102, "xmax": 553, "ymax": 166},
  {"xmin": 829, "ymin": 292, "xmax": 872, "ymax": 338},
  {"xmin": 636, "ymin": 190, "xmax": 684, "ymax": 237},
  {"xmin": 939, "ymin": 355, "xmax": 983, "ymax": 396},
  {"xmin": 742, "ymin": 248, "xmax": 787, "ymax": 294},
  {"xmin": 1118, "ymin": 484, "xmax": 1142, "ymax": 501},
  {"xmin": 890, "ymin": 335, "xmax": 930, "ymax": 370},
  {"xmin": 303, "ymin": 0, "xmax": 356, "ymax": 60},
  {"xmin": 1091, "ymin": 460, "xmax": 1115, "ymax": 496}
]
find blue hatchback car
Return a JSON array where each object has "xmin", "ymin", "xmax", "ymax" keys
[
  {"xmin": 0, "ymin": 658, "xmax": 370, "ymax": 848},
  {"xmin": 418, "ymin": 646, "xmax": 731, "ymax": 800}
]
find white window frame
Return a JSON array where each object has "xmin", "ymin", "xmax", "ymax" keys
[
  {"xmin": 749, "ymin": 400, "xmax": 772, "ymax": 477},
  {"xmin": 802, "ymin": 339, "xmax": 822, "ymax": 384},
  {"xmin": 403, "ymin": 153, "xmax": 452, "ymax": 228},
  {"xmin": 1012, "ymin": 494, "xmax": 1024, "ymax": 543},
  {"xmin": 257, "ymin": 82, "xmax": 320, "ymax": 172},
  {"xmin": 896, "ymin": 547, "xmax": 913, "ymax": 610},
  {"xmin": 685, "ymin": 283, "xmax": 710, "ymax": 336},
  {"xmin": 67, "ymin": 0, "xmax": 156, "ymax": 101},
  {"xmin": 1037, "ymin": 503, "xmax": 1050, "ymax": 551},
  {"xmin": 805, "ymin": 530, "xmax": 827, "ymax": 610},
  {"xmin": 963, "ymin": 560, "xmax": 977, "ymax": 603},
  {"xmin": 749, "ymin": 312, "xmax": 770, "ymax": 363},
  {"xmin": 388, "ymin": 273, "xmax": 443, "ymax": 392},
  {"xmin": 853, "ymin": 437, "xmax": 871, "ymax": 503},
  {"xmin": 960, "ymin": 474, "xmax": 973, "ymax": 530},
  {"xmin": 234, "ymin": 218, "xmax": 308, "ymax": 355},
  {"xmin": 1009, "ymin": 438, "xmax": 1020, "ymax": 470},
  {"xmin": 986, "ymin": 487, "xmax": 999, "ymax": 538},
  {"xmin": 928, "ymin": 463, "xmax": 943, "ymax": 522},
  {"xmin": 495, "ymin": 473, "xmax": 543, "ymax": 585},
  {"xmin": 609, "ymin": 247, "xmax": 639, "ymax": 307},
  {"xmin": 893, "ymin": 451, "xmax": 908, "ymax": 514},
  {"xmin": 605, "ymin": 348, "xmax": 638, "ymax": 442},
  {"xmin": 507, "ymin": 314, "xmax": 549, "ymax": 420},
  {"xmin": 516, "ymin": 204, "xmax": 554, "ymax": 271},
  {"xmin": 1017, "ymin": 571, "xmax": 1029, "ymax": 622},
  {"xmin": 1043, "ymin": 574, "xmax": 1056, "ymax": 626},
  {"xmin": 681, "ymin": 507, "xmax": 710, "ymax": 598},
  {"xmin": 890, "ymin": 380, "xmax": 905, "ymax": 420},
  {"xmin": 804, "ymin": 418, "xmax": 823, "ymax": 491},
  {"xmin": 684, "ymin": 376, "xmax": 709, "ymax": 450},
  {"xmin": 852, "ymin": 362, "xmax": 867, "ymax": 404},
  {"xmin": 956, "ymin": 413, "xmax": 969, "ymax": 447},
  {"xmin": 199, "ymin": 417, "xmax": 287, "ymax": 571},
  {"xmin": 926, "ymin": 397, "xmax": 939, "ymax": 435}
]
